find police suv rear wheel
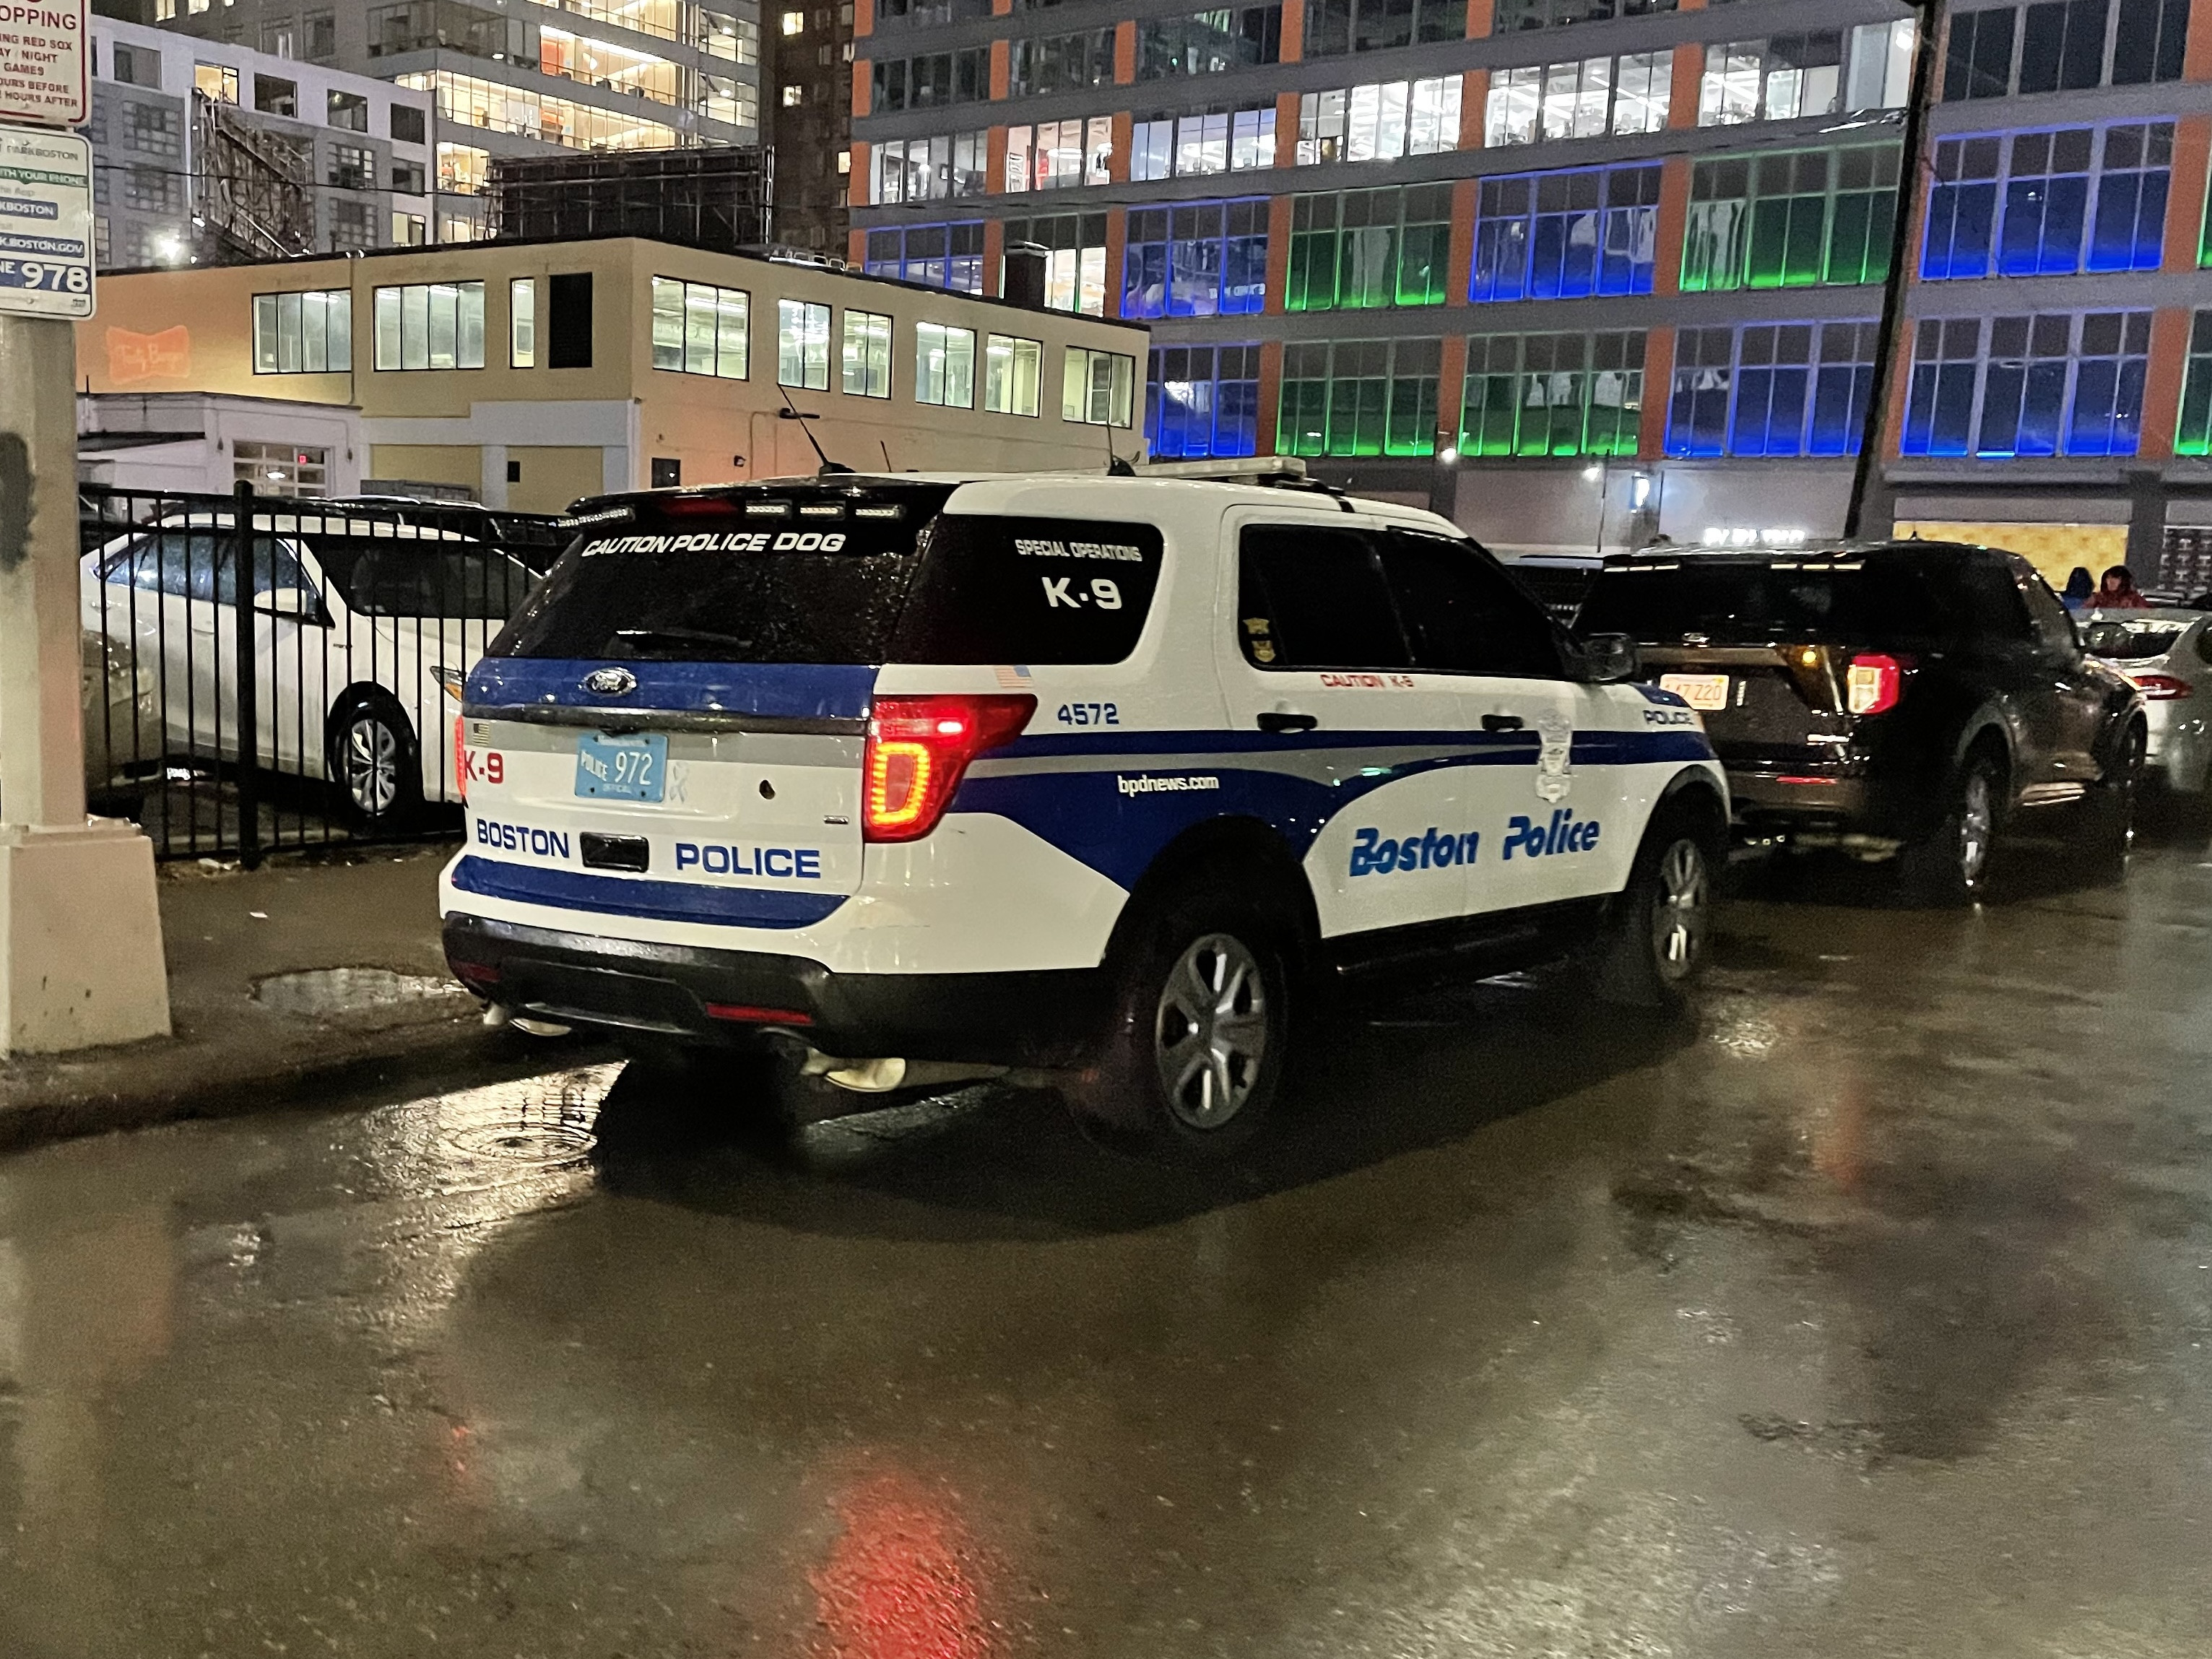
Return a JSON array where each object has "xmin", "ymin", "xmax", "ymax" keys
[{"xmin": 1072, "ymin": 878, "xmax": 1293, "ymax": 1161}]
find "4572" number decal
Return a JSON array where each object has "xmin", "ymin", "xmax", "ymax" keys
[{"xmin": 1056, "ymin": 702, "xmax": 1120, "ymax": 726}]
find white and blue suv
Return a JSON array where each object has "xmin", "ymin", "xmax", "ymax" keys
[{"xmin": 440, "ymin": 472, "xmax": 1727, "ymax": 1156}]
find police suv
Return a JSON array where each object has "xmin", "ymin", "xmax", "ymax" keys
[{"xmin": 440, "ymin": 473, "xmax": 1727, "ymax": 1157}]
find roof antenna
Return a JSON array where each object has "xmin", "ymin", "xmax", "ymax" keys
[
  {"xmin": 1099, "ymin": 407, "xmax": 1135, "ymax": 476},
  {"xmin": 880, "ymin": 438, "xmax": 893, "ymax": 472},
  {"xmin": 777, "ymin": 381, "xmax": 854, "ymax": 475}
]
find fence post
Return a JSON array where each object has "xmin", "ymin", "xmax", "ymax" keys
[{"xmin": 232, "ymin": 479, "xmax": 261, "ymax": 871}]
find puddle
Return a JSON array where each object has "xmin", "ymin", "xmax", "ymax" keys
[{"xmin": 252, "ymin": 966, "xmax": 469, "ymax": 1018}]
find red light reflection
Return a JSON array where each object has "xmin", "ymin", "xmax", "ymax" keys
[{"xmin": 809, "ymin": 1471, "xmax": 992, "ymax": 1659}]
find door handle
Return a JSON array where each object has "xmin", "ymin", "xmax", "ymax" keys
[
  {"xmin": 1482, "ymin": 714, "xmax": 1524, "ymax": 732},
  {"xmin": 1257, "ymin": 711, "xmax": 1319, "ymax": 735}
]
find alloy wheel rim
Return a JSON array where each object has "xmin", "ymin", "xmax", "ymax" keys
[
  {"xmin": 1153, "ymin": 932, "xmax": 1269, "ymax": 1130},
  {"xmin": 344, "ymin": 716, "xmax": 399, "ymax": 815},
  {"xmin": 1652, "ymin": 838, "xmax": 1709, "ymax": 982},
  {"xmin": 1959, "ymin": 771, "xmax": 1993, "ymax": 886}
]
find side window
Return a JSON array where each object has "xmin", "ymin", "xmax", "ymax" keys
[
  {"xmin": 2011, "ymin": 555, "xmax": 2080, "ymax": 658},
  {"xmin": 1950, "ymin": 555, "xmax": 2034, "ymax": 643},
  {"xmin": 1236, "ymin": 524, "xmax": 1408, "ymax": 671},
  {"xmin": 212, "ymin": 537, "xmax": 312, "ymax": 606},
  {"xmin": 2196, "ymin": 627, "xmax": 2212, "ymax": 668},
  {"xmin": 1376, "ymin": 529, "xmax": 1563, "ymax": 678}
]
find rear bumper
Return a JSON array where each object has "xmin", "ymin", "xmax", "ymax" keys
[
  {"xmin": 442, "ymin": 913, "xmax": 1110, "ymax": 1067},
  {"xmin": 1724, "ymin": 761, "xmax": 1935, "ymax": 847}
]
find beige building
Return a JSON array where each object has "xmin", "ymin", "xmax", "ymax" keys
[{"xmin": 77, "ymin": 238, "xmax": 1150, "ymax": 514}]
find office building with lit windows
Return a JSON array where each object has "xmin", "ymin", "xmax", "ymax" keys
[
  {"xmin": 846, "ymin": 0, "xmax": 2212, "ymax": 571},
  {"xmin": 102, "ymin": 0, "xmax": 764, "ymax": 243}
]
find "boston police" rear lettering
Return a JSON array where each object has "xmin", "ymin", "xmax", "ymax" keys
[
  {"xmin": 1503, "ymin": 808, "xmax": 1602, "ymax": 859},
  {"xmin": 675, "ymin": 843, "xmax": 823, "ymax": 879}
]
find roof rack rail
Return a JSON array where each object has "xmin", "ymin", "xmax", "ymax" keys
[{"xmin": 1133, "ymin": 456, "xmax": 1345, "ymax": 496}]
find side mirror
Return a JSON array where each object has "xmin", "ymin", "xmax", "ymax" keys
[
  {"xmin": 1578, "ymin": 631, "xmax": 1640, "ymax": 684},
  {"xmin": 255, "ymin": 586, "xmax": 324, "ymax": 624}
]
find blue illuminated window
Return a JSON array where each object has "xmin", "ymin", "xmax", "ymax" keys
[
  {"xmin": 1122, "ymin": 199, "xmax": 1270, "ymax": 319},
  {"xmin": 1664, "ymin": 321, "xmax": 1875, "ymax": 457},
  {"xmin": 1998, "ymin": 128, "xmax": 2092, "ymax": 275},
  {"xmin": 1147, "ymin": 342, "xmax": 1261, "ymax": 457},
  {"xmin": 1470, "ymin": 163, "xmax": 1662, "ymax": 303},
  {"xmin": 1923, "ymin": 137, "xmax": 2001, "ymax": 278},
  {"xmin": 863, "ymin": 222, "xmax": 986, "ymax": 292},
  {"xmin": 1666, "ymin": 328, "xmax": 1735, "ymax": 456},
  {"xmin": 2088, "ymin": 122, "xmax": 2170, "ymax": 271},
  {"xmin": 1977, "ymin": 313, "xmax": 2074, "ymax": 454},
  {"xmin": 2067, "ymin": 310, "xmax": 2151, "ymax": 454},
  {"xmin": 1901, "ymin": 318, "xmax": 1985, "ymax": 455}
]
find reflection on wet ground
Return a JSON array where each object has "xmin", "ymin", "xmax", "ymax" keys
[{"xmin": 4, "ymin": 824, "xmax": 2212, "ymax": 1656}]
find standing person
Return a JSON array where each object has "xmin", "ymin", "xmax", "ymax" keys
[
  {"xmin": 2062, "ymin": 566, "xmax": 2095, "ymax": 611},
  {"xmin": 2096, "ymin": 565, "xmax": 2151, "ymax": 609}
]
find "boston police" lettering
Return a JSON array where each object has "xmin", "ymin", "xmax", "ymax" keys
[
  {"xmin": 675, "ymin": 843, "xmax": 823, "ymax": 879},
  {"xmin": 1503, "ymin": 808, "xmax": 1602, "ymax": 859},
  {"xmin": 1350, "ymin": 826, "xmax": 1480, "ymax": 877}
]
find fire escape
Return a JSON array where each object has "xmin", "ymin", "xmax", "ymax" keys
[{"xmin": 191, "ymin": 90, "xmax": 316, "ymax": 263}]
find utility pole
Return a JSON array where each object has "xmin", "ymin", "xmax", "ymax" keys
[
  {"xmin": 0, "ymin": 7, "xmax": 170, "ymax": 1055},
  {"xmin": 1844, "ymin": 0, "xmax": 1946, "ymax": 539}
]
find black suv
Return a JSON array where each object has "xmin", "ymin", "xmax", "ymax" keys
[{"xmin": 1576, "ymin": 541, "xmax": 2146, "ymax": 900}]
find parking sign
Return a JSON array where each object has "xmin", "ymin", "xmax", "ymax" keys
[
  {"xmin": 0, "ymin": 124, "xmax": 92, "ymax": 317},
  {"xmin": 0, "ymin": 0, "xmax": 88, "ymax": 128}
]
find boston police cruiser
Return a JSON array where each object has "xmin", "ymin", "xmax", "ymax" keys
[{"xmin": 441, "ymin": 467, "xmax": 1727, "ymax": 1158}]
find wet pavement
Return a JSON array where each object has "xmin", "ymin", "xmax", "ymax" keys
[{"xmin": 5, "ymin": 823, "xmax": 2212, "ymax": 1658}]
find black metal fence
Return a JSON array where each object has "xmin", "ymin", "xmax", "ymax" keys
[{"xmin": 79, "ymin": 483, "xmax": 570, "ymax": 866}]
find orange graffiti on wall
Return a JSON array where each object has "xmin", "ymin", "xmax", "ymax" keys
[{"xmin": 105, "ymin": 326, "xmax": 191, "ymax": 386}]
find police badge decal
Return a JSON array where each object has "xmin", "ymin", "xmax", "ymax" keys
[{"xmin": 1535, "ymin": 708, "xmax": 1574, "ymax": 803}]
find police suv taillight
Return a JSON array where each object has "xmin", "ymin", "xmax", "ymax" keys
[
  {"xmin": 862, "ymin": 695, "xmax": 1037, "ymax": 843},
  {"xmin": 1846, "ymin": 653, "xmax": 1910, "ymax": 716}
]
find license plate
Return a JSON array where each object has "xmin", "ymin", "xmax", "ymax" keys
[
  {"xmin": 1660, "ymin": 673, "xmax": 1731, "ymax": 712},
  {"xmin": 574, "ymin": 732, "xmax": 667, "ymax": 802}
]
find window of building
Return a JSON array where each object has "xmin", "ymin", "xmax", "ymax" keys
[
  {"xmin": 1148, "ymin": 343, "xmax": 1262, "ymax": 458},
  {"xmin": 1286, "ymin": 186, "xmax": 1451, "ymax": 311},
  {"xmin": 547, "ymin": 272, "xmax": 592, "ymax": 368},
  {"xmin": 1944, "ymin": 0, "xmax": 2184, "ymax": 95},
  {"xmin": 437, "ymin": 142, "xmax": 490, "ymax": 195},
  {"xmin": 1665, "ymin": 321, "xmax": 1879, "ymax": 456},
  {"xmin": 1009, "ymin": 28, "xmax": 1115, "ymax": 95},
  {"xmin": 1122, "ymin": 199, "xmax": 1270, "ymax": 319},
  {"xmin": 255, "ymin": 74, "xmax": 297, "ymax": 117},
  {"xmin": 781, "ymin": 82, "xmax": 803, "ymax": 105},
  {"xmin": 1946, "ymin": 7, "xmax": 2019, "ymax": 97},
  {"xmin": 391, "ymin": 159, "xmax": 426, "ymax": 194},
  {"xmin": 304, "ymin": 8, "xmax": 336, "ymax": 59},
  {"xmin": 123, "ymin": 165, "xmax": 183, "ymax": 214},
  {"xmin": 1470, "ymin": 163, "xmax": 1660, "ymax": 302},
  {"xmin": 870, "ymin": 132, "xmax": 987, "ymax": 204},
  {"xmin": 1006, "ymin": 117, "xmax": 1113, "ymax": 193},
  {"xmin": 1699, "ymin": 24, "xmax": 1913, "ymax": 126},
  {"xmin": 984, "ymin": 334, "xmax": 1044, "ymax": 415},
  {"xmin": 1302, "ymin": 0, "xmax": 1467, "ymax": 54},
  {"xmin": 1132, "ymin": 106, "xmax": 1276, "ymax": 181},
  {"xmin": 372, "ymin": 280, "xmax": 487, "ymax": 371},
  {"xmin": 110, "ymin": 45, "xmax": 159, "ymax": 87},
  {"xmin": 1485, "ymin": 53, "xmax": 1670, "ymax": 146},
  {"xmin": 777, "ymin": 298, "xmax": 831, "ymax": 389},
  {"xmin": 263, "ymin": 18, "xmax": 296, "ymax": 59},
  {"xmin": 1491, "ymin": 0, "xmax": 1675, "ymax": 28},
  {"xmin": 234, "ymin": 439, "xmax": 330, "ymax": 498},
  {"xmin": 1926, "ymin": 124, "xmax": 2170, "ymax": 280},
  {"xmin": 701, "ymin": 7, "xmax": 761, "ymax": 62},
  {"xmin": 2112, "ymin": 0, "xmax": 2189, "ymax": 82},
  {"xmin": 1138, "ymin": 7, "xmax": 1283, "ymax": 79},
  {"xmin": 329, "ymin": 199, "xmax": 376, "ymax": 251},
  {"xmin": 869, "ymin": 47, "xmax": 989, "ymax": 111},
  {"xmin": 2019, "ymin": 0, "xmax": 2109, "ymax": 91},
  {"xmin": 916, "ymin": 321, "xmax": 976, "ymax": 407},
  {"xmin": 1901, "ymin": 310, "xmax": 2151, "ymax": 456},
  {"xmin": 394, "ymin": 211, "xmax": 428, "ymax": 244},
  {"xmin": 252, "ymin": 289, "xmax": 352, "ymax": 374},
  {"xmin": 1680, "ymin": 145, "xmax": 1900, "ymax": 293},
  {"xmin": 864, "ymin": 222, "xmax": 986, "ymax": 292},
  {"xmin": 127, "ymin": 101, "xmax": 184, "ymax": 155},
  {"xmin": 1296, "ymin": 77, "xmax": 1462, "ymax": 165},
  {"xmin": 1461, "ymin": 331, "xmax": 1644, "ymax": 457},
  {"xmin": 843, "ymin": 310, "xmax": 892, "ymax": 397},
  {"xmin": 395, "ymin": 68, "xmax": 681, "ymax": 151},
  {"xmin": 2176, "ymin": 311, "xmax": 2212, "ymax": 456},
  {"xmin": 876, "ymin": 0, "xmax": 990, "ymax": 19},
  {"xmin": 651, "ymin": 276, "xmax": 748, "ymax": 378},
  {"xmin": 328, "ymin": 90, "xmax": 368, "ymax": 131},
  {"xmin": 329, "ymin": 143, "xmax": 375, "ymax": 191},
  {"xmin": 783, "ymin": 8, "xmax": 805, "ymax": 29},
  {"xmin": 1279, "ymin": 338, "xmax": 1441, "ymax": 456},
  {"xmin": 1063, "ymin": 346, "xmax": 1137, "ymax": 426},
  {"xmin": 510, "ymin": 277, "xmax": 535, "ymax": 368},
  {"xmin": 1002, "ymin": 212, "xmax": 1109, "ymax": 315},
  {"xmin": 192, "ymin": 64, "xmax": 238, "ymax": 104}
]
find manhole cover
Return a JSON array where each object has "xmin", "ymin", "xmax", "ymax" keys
[{"xmin": 252, "ymin": 966, "xmax": 468, "ymax": 1017}]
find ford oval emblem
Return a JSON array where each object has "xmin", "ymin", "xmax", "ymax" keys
[{"xmin": 582, "ymin": 667, "xmax": 637, "ymax": 697}]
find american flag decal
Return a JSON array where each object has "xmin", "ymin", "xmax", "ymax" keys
[{"xmin": 994, "ymin": 664, "xmax": 1034, "ymax": 689}]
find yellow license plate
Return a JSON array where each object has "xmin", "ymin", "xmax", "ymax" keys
[{"xmin": 1660, "ymin": 673, "xmax": 1730, "ymax": 712}]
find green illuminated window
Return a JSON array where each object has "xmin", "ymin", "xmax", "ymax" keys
[
  {"xmin": 1277, "ymin": 338, "xmax": 1441, "ymax": 457},
  {"xmin": 1680, "ymin": 144, "xmax": 1898, "ymax": 293},
  {"xmin": 1460, "ymin": 331, "xmax": 1644, "ymax": 458},
  {"xmin": 2177, "ymin": 311, "xmax": 2212, "ymax": 456},
  {"xmin": 1284, "ymin": 185, "xmax": 1451, "ymax": 312}
]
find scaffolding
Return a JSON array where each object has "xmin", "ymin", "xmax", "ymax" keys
[
  {"xmin": 190, "ymin": 90, "xmax": 317, "ymax": 264},
  {"xmin": 485, "ymin": 147, "xmax": 775, "ymax": 255}
]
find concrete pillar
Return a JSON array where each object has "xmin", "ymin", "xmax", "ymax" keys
[
  {"xmin": 0, "ymin": 315, "xmax": 169, "ymax": 1056},
  {"xmin": 2125, "ymin": 468, "xmax": 2164, "ymax": 580}
]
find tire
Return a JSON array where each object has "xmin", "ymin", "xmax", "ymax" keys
[
  {"xmin": 2083, "ymin": 719, "xmax": 2146, "ymax": 877},
  {"xmin": 1066, "ymin": 871, "xmax": 1296, "ymax": 1163},
  {"xmin": 329, "ymin": 694, "xmax": 422, "ymax": 829},
  {"xmin": 1896, "ymin": 750, "xmax": 2003, "ymax": 906},
  {"xmin": 1589, "ymin": 803, "xmax": 1719, "ymax": 1011}
]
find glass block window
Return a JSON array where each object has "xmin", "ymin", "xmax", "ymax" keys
[
  {"xmin": 862, "ymin": 222, "xmax": 985, "ymax": 293},
  {"xmin": 1460, "ymin": 330, "xmax": 1644, "ymax": 457},
  {"xmin": 1131, "ymin": 105, "xmax": 1275, "ymax": 181},
  {"xmin": 1485, "ymin": 52, "xmax": 1670, "ymax": 145},
  {"xmin": 1285, "ymin": 185, "xmax": 1452, "ymax": 311},
  {"xmin": 1901, "ymin": 310, "xmax": 2150, "ymax": 456},
  {"xmin": 1278, "ymin": 338, "xmax": 1443, "ymax": 457},
  {"xmin": 1122, "ymin": 199, "xmax": 1269, "ymax": 319},
  {"xmin": 1147, "ymin": 343, "xmax": 1262, "ymax": 459},
  {"xmin": 1470, "ymin": 164, "xmax": 1661, "ymax": 301},
  {"xmin": 1295, "ymin": 76, "xmax": 1461, "ymax": 163},
  {"xmin": 1680, "ymin": 147, "xmax": 1899, "ymax": 291}
]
